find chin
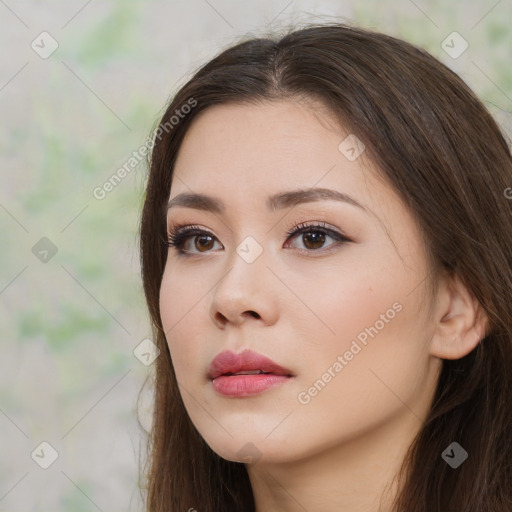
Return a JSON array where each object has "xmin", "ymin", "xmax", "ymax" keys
[{"xmin": 199, "ymin": 429, "xmax": 300, "ymax": 466}]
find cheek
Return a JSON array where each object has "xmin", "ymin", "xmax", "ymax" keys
[
  {"xmin": 287, "ymin": 251, "xmax": 413, "ymax": 348},
  {"xmin": 159, "ymin": 266, "xmax": 209, "ymax": 381},
  {"xmin": 290, "ymin": 250, "xmax": 431, "ymax": 400}
]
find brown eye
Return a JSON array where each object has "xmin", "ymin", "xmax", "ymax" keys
[
  {"xmin": 167, "ymin": 226, "xmax": 222, "ymax": 255},
  {"xmin": 285, "ymin": 222, "xmax": 350, "ymax": 252},
  {"xmin": 195, "ymin": 235, "xmax": 215, "ymax": 252},
  {"xmin": 301, "ymin": 231, "xmax": 326, "ymax": 250}
]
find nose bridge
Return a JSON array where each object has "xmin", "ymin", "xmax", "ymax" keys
[
  {"xmin": 218, "ymin": 238, "xmax": 267, "ymax": 299},
  {"xmin": 210, "ymin": 235, "xmax": 276, "ymax": 325}
]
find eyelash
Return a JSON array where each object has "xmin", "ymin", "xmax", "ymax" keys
[{"xmin": 165, "ymin": 221, "xmax": 352, "ymax": 256}]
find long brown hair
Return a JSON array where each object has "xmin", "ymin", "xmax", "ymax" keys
[{"xmin": 139, "ymin": 22, "xmax": 512, "ymax": 511}]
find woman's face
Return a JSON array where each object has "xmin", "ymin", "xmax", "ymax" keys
[{"xmin": 160, "ymin": 100, "xmax": 442, "ymax": 465}]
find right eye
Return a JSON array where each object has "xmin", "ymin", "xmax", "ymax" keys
[{"xmin": 166, "ymin": 225, "xmax": 223, "ymax": 255}]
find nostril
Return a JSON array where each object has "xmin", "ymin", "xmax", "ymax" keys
[{"xmin": 213, "ymin": 310, "xmax": 261, "ymax": 326}]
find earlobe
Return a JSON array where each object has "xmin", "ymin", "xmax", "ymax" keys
[{"xmin": 429, "ymin": 273, "xmax": 489, "ymax": 360}]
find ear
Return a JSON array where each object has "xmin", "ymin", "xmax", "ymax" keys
[{"xmin": 429, "ymin": 272, "xmax": 489, "ymax": 360}]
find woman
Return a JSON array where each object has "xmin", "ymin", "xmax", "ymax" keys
[{"xmin": 139, "ymin": 22, "xmax": 512, "ymax": 511}]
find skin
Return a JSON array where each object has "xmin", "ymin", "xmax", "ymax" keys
[{"xmin": 159, "ymin": 100, "xmax": 489, "ymax": 511}]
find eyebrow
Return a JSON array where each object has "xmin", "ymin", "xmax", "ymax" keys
[{"xmin": 166, "ymin": 187, "xmax": 368, "ymax": 214}]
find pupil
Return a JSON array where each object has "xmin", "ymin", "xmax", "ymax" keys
[{"xmin": 304, "ymin": 232, "xmax": 325, "ymax": 249}]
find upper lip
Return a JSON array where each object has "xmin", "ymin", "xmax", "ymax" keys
[{"xmin": 208, "ymin": 349, "xmax": 293, "ymax": 379}]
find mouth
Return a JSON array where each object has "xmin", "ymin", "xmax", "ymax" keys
[
  {"xmin": 222, "ymin": 369, "xmax": 274, "ymax": 376},
  {"xmin": 207, "ymin": 349, "xmax": 294, "ymax": 397}
]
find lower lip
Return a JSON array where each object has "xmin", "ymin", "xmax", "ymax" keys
[{"xmin": 211, "ymin": 374, "xmax": 291, "ymax": 397}]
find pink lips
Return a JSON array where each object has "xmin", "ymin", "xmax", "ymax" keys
[{"xmin": 208, "ymin": 349, "xmax": 293, "ymax": 397}]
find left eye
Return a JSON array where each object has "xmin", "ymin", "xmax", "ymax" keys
[{"xmin": 284, "ymin": 223, "xmax": 350, "ymax": 251}]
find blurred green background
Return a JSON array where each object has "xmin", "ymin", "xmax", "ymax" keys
[{"xmin": 0, "ymin": 0, "xmax": 510, "ymax": 510}]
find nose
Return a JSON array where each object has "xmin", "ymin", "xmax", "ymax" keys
[{"xmin": 209, "ymin": 245, "xmax": 279, "ymax": 329}]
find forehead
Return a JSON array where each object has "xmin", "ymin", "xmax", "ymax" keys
[{"xmin": 172, "ymin": 101, "xmax": 371, "ymax": 196}]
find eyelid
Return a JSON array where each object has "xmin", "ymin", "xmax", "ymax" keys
[
  {"xmin": 282, "ymin": 221, "xmax": 352, "ymax": 253},
  {"xmin": 282, "ymin": 219, "xmax": 349, "ymax": 239}
]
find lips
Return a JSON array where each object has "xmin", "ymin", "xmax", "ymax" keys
[
  {"xmin": 208, "ymin": 349, "xmax": 293, "ymax": 380},
  {"xmin": 207, "ymin": 350, "xmax": 294, "ymax": 397}
]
